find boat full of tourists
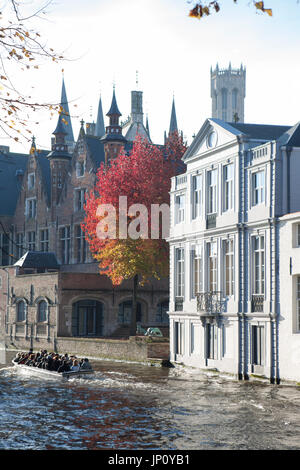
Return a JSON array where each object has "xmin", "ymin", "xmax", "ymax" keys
[{"xmin": 12, "ymin": 350, "xmax": 94, "ymax": 379}]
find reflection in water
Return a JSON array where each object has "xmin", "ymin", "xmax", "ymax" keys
[{"xmin": 1, "ymin": 352, "xmax": 300, "ymax": 449}]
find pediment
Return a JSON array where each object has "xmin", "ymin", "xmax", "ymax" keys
[{"xmin": 183, "ymin": 118, "xmax": 241, "ymax": 162}]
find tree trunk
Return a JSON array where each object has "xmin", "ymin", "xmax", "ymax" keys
[{"xmin": 130, "ymin": 274, "xmax": 138, "ymax": 336}]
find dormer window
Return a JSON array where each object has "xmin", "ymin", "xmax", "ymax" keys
[
  {"xmin": 76, "ymin": 161, "xmax": 85, "ymax": 177},
  {"xmin": 28, "ymin": 173, "xmax": 35, "ymax": 190},
  {"xmin": 26, "ymin": 198, "xmax": 37, "ymax": 219}
]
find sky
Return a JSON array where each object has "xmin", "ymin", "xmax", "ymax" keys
[{"xmin": 2, "ymin": 0, "xmax": 300, "ymax": 153}]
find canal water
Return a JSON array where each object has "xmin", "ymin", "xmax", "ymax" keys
[{"xmin": 1, "ymin": 351, "xmax": 300, "ymax": 450}]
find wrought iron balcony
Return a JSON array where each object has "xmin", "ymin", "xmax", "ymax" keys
[
  {"xmin": 175, "ymin": 297, "xmax": 183, "ymax": 312},
  {"xmin": 251, "ymin": 294, "xmax": 264, "ymax": 313},
  {"xmin": 196, "ymin": 291, "xmax": 225, "ymax": 315},
  {"xmin": 206, "ymin": 213, "xmax": 217, "ymax": 229}
]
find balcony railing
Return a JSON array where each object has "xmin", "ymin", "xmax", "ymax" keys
[
  {"xmin": 251, "ymin": 294, "xmax": 264, "ymax": 313},
  {"xmin": 196, "ymin": 291, "xmax": 224, "ymax": 315}
]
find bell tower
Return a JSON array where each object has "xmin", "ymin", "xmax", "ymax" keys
[{"xmin": 211, "ymin": 63, "xmax": 246, "ymax": 123}]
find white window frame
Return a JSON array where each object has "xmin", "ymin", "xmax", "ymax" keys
[
  {"xmin": 252, "ymin": 170, "xmax": 265, "ymax": 206},
  {"xmin": 251, "ymin": 324, "xmax": 265, "ymax": 366},
  {"xmin": 175, "ymin": 193, "xmax": 185, "ymax": 224},
  {"xmin": 297, "ymin": 224, "xmax": 300, "ymax": 247},
  {"xmin": 192, "ymin": 174, "xmax": 203, "ymax": 220},
  {"xmin": 252, "ymin": 235, "xmax": 265, "ymax": 295},
  {"xmin": 191, "ymin": 244, "xmax": 203, "ymax": 298},
  {"xmin": 207, "ymin": 169, "xmax": 217, "ymax": 215},
  {"xmin": 223, "ymin": 163, "xmax": 234, "ymax": 212},
  {"xmin": 224, "ymin": 238, "xmax": 234, "ymax": 296},
  {"xmin": 207, "ymin": 241, "xmax": 218, "ymax": 292},
  {"xmin": 175, "ymin": 247, "xmax": 185, "ymax": 298}
]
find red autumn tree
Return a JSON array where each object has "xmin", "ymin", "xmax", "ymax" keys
[{"xmin": 83, "ymin": 135, "xmax": 186, "ymax": 335}]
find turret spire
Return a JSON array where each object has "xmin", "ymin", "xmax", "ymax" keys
[
  {"xmin": 95, "ymin": 94, "xmax": 105, "ymax": 138},
  {"xmin": 169, "ymin": 97, "xmax": 178, "ymax": 136},
  {"xmin": 57, "ymin": 76, "xmax": 75, "ymax": 150}
]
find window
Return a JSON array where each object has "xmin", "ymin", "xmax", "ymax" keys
[
  {"xmin": 224, "ymin": 239, "xmax": 234, "ymax": 296},
  {"xmin": 16, "ymin": 233, "xmax": 24, "ymax": 259},
  {"xmin": 118, "ymin": 301, "xmax": 142, "ymax": 324},
  {"xmin": 40, "ymin": 229, "xmax": 49, "ymax": 252},
  {"xmin": 60, "ymin": 226, "xmax": 70, "ymax": 264},
  {"xmin": 175, "ymin": 194, "xmax": 185, "ymax": 224},
  {"xmin": 37, "ymin": 300, "xmax": 47, "ymax": 322},
  {"xmin": 192, "ymin": 174, "xmax": 202, "ymax": 219},
  {"xmin": 75, "ymin": 225, "xmax": 86, "ymax": 263},
  {"xmin": 221, "ymin": 88, "xmax": 227, "ymax": 110},
  {"xmin": 207, "ymin": 169, "xmax": 217, "ymax": 214},
  {"xmin": 232, "ymin": 89, "xmax": 238, "ymax": 110},
  {"xmin": 17, "ymin": 300, "xmax": 26, "ymax": 322},
  {"xmin": 26, "ymin": 198, "xmax": 37, "ymax": 219},
  {"xmin": 208, "ymin": 242, "xmax": 218, "ymax": 292},
  {"xmin": 0, "ymin": 232, "xmax": 10, "ymax": 266},
  {"xmin": 297, "ymin": 224, "xmax": 300, "ymax": 247},
  {"xmin": 191, "ymin": 245, "xmax": 203, "ymax": 297},
  {"xmin": 75, "ymin": 189, "xmax": 86, "ymax": 212},
  {"xmin": 156, "ymin": 300, "xmax": 169, "ymax": 323},
  {"xmin": 28, "ymin": 173, "xmax": 35, "ymax": 190},
  {"xmin": 223, "ymin": 163, "xmax": 234, "ymax": 211},
  {"xmin": 252, "ymin": 170, "xmax": 265, "ymax": 206},
  {"xmin": 174, "ymin": 321, "xmax": 184, "ymax": 356},
  {"xmin": 27, "ymin": 231, "xmax": 36, "ymax": 251},
  {"xmin": 76, "ymin": 161, "xmax": 85, "ymax": 177},
  {"xmin": 72, "ymin": 300, "xmax": 104, "ymax": 337},
  {"xmin": 253, "ymin": 236, "xmax": 265, "ymax": 295},
  {"xmin": 252, "ymin": 325, "xmax": 265, "ymax": 366},
  {"xmin": 175, "ymin": 247, "xmax": 185, "ymax": 298}
]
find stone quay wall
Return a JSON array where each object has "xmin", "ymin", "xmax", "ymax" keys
[{"xmin": 55, "ymin": 336, "xmax": 170, "ymax": 362}]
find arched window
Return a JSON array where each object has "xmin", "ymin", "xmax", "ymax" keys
[
  {"xmin": 232, "ymin": 88, "xmax": 238, "ymax": 110},
  {"xmin": 37, "ymin": 300, "xmax": 47, "ymax": 323},
  {"xmin": 17, "ymin": 300, "xmax": 26, "ymax": 322},
  {"xmin": 118, "ymin": 301, "xmax": 142, "ymax": 324},
  {"xmin": 221, "ymin": 88, "xmax": 228, "ymax": 109},
  {"xmin": 72, "ymin": 300, "xmax": 104, "ymax": 337},
  {"xmin": 156, "ymin": 300, "xmax": 169, "ymax": 323}
]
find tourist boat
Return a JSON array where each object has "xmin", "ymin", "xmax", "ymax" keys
[{"xmin": 12, "ymin": 360, "xmax": 94, "ymax": 379}]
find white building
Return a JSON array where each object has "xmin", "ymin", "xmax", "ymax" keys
[{"xmin": 168, "ymin": 117, "xmax": 300, "ymax": 384}]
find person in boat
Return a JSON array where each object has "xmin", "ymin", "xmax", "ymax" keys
[
  {"xmin": 71, "ymin": 359, "xmax": 80, "ymax": 372},
  {"xmin": 80, "ymin": 358, "xmax": 92, "ymax": 370},
  {"xmin": 57, "ymin": 360, "xmax": 71, "ymax": 374}
]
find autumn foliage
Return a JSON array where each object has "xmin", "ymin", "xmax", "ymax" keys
[
  {"xmin": 189, "ymin": 1, "xmax": 272, "ymax": 20},
  {"xmin": 82, "ymin": 134, "xmax": 186, "ymax": 287}
]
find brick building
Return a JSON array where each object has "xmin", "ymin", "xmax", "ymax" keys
[{"xmin": 0, "ymin": 79, "xmax": 179, "ymax": 352}]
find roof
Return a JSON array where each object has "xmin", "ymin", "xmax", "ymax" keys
[
  {"xmin": 225, "ymin": 122, "xmax": 291, "ymax": 141},
  {"xmin": 277, "ymin": 121, "xmax": 300, "ymax": 147},
  {"xmin": 57, "ymin": 77, "xmax": 75, "ymax": 144},
  {"xmin": 107, "ymin": 89, "xmax": 121, "ymax": 116},
  {"xmin": 85, "ymin": 134, "xmax": 106, "ymax": 167},
  {"xmin": 95, "ymin": 95, "xmax": 105, "ymax": 138},
  {"xmin": 124, "ymin": 121, "xmax": 151, "ymax": 143},
  {"xmin": 169, "ymin": 98, "xmax": 178, "ymax": 135},
  {"xmin": 14, "ymin": 251, "xmax": 60, "ymax": 269},
  {"xmin": 0, "ymin": 151, "xmax": 28, "ymax": 216}
]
